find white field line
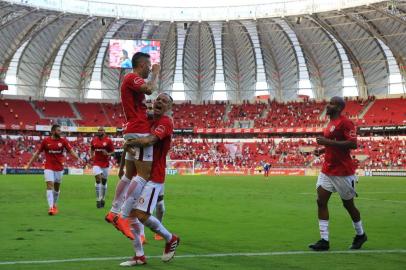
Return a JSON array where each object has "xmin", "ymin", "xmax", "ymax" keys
[{"xmin": 0, "ymin": 249, "xmax": 406, "ymax": 265}]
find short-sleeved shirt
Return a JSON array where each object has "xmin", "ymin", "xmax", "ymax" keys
[
  {"xmin": 150, "ymin": 115, "xmax": 174, "ymax": 183},
  {"xmin": 91, "ymin": 136, "xmax": 114, "ymax": 168},
  {"xmin": 322, "ymin": 115, "xmax": 357, "ymax": 176},
  {"xmin": 120, "ymin": 73, "xmax": 151, "ymax": 134},
  {"xmin": 38, "ymin": 137, "xmax": 73, "ymax": 171}
]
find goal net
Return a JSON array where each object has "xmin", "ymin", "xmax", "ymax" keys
[{"xmin": 166, "ymin": 160, "xmax": 195, "ymax": 175}]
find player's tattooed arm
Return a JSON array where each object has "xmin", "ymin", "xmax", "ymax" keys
[
  {"xmin": 25, "ymin": 150, "xmax": 40, "ymax": 169},
  {"xmin": 124, "ymin": 135, "xmax": 159, "ymax": 148},
  {"xmin": 118, "ymin": 149, "xmax": 126, "ymax": 179}
]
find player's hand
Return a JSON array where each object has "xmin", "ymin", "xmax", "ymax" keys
[
  {"xmin": 24, "ymin": 165, "xmax": 30, "ymax": 170},
  {"xmin": 151, "ymin": 64, "xmax": 160, "ymax": 76},
  {"xmin": 316, "ymin": 137, "xmax": 330, "ymax": 146},
  {"xmin": 101, "ymin": 149, "xmax": 109, "ymax": 156}
]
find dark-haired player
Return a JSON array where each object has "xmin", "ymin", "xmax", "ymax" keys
[
  {"xmin": 309, "ymin": 96, "xmax": 367, "ymax": 251},
  {"xmin": 25, "ymin": 124, "xmax": 82, "ymax": 215},
  {"xmin": 105, "ymin": 52, "xmax": 160, "ymax": 239}
]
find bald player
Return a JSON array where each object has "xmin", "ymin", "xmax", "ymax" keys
[{"xmin": 309, "ymin": 96, "xmax": 367, "ymax": 251}]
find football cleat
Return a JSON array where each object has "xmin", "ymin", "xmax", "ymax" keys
[
  {"xmin": 154, "ymin": 233, "xmax": 163, "ymax": 241},
  {"xmin": 96, "ymin": 201, "xmax": 102, "ymax": 208},
  {"xmin": 350, "ymin": 233, "xmax": 367, "ymax": 250},
  {"xmin": 100, "ymin": 199, "xmax": 105, "ymax": 208},
  {"xmin": 113, "ymin": 215, "xmax": 134, "ymax": 240},
  {"xmin": 48, "ymin": 207, "xmax": 54, "ymax": 216},
  {"xmin": 162, "ymin": 234, "xmax": 180, "ymax": 262},
  {"xmin": 119, "ymin": 255, "xmax": 147, "ymax": 267},
  {"xmin": 308, "ymin": 239, "xmax": 330, "ymax": 251},
  {"xmin": 52, "ymin": 205, "xmax": 59, "ymax": 215},
  {"xmin": 105, "ymin": 211, "xmax": 117, "ymax": 224}
]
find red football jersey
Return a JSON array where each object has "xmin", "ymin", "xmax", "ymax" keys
[
  {"xmin": 38, "ymin": 137, "xmax": 73, "ymax": 171},
  {"xmin": 321, "ymin": 115, "xmax": 357, "ymax": 176},
  {"xmin": 150, "ymin": 115, "xmax": 174, "ymax": 183},
  {"xmin": 120, "ymin": 73, "xmax": 151, "ymax": 134},
  {"xmin": 91, "ymin": 136, "xmax": 114, "ymax": 168}
]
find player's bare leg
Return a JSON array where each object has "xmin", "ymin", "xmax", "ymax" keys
[
  {"xmin": 309, "ymin": 186, "xmax": 331, "ymax": 251},
  {"xmin": 342, "ymin": 198, "xmax": 367, "ymax": 249},
  {"xmin": 131, "ymin": 209, "xmax": 179, "ymax": 262},
  {"xmin": 46, "ymin": 181, "xmax": 55, "ymax": 215},
  {"xmin": 53, "ymin": 182, "xmax": 61, "ymax": 214},
  {"xmin": 95, "ymin": 174, "xmax": 103, "ymax": 208}
]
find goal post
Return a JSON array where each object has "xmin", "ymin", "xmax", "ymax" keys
[{"xmin": 166, "ymin": 159, "xmax": 195, "ymax": 175}]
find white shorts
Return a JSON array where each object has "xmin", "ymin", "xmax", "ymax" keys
[
  {"xmin": 158, "ymin": 184, "xmax": 165, "ymax": 197},
  {"xmin": 44, "ymin": 169, "xmax": 64, "ymax": 183},
  {"xmin": 135, "ymin": 181, "xmax": 163, "ymax": 214},
  {"xmin": 316, "ymin": 172, "xmax": 357, "ymax": 200},
  {"xmin": 92, "ymin": 166, "xmax": 109, "ymax": 178},
  {"xmin": 124, "ymin": 133, "xmax": 153, "ymax": 162}
]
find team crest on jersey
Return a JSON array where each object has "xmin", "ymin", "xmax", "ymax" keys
[
  {"xmin": 329, "ymin": 125, "xmax": 335, "ymax": 133},
  {"xmin": 58, "ymin": 143, "xmax": 62, "ymax": 147},
  {"xmin": 155, "ymin": 125, "xmax": 166, "ymax": 134},
  {"xmin": 138, "ymin": 197, "xmax": 145, "ymax": 204}
]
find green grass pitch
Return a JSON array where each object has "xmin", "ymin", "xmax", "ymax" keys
[{"xmin": 0, "ymin": 174, "xmax": 405, "ymax": 270}]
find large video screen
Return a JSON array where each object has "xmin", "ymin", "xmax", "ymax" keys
[{"xmin": 109, "ymin": 39, "xmax": 160, "ymax": 69}]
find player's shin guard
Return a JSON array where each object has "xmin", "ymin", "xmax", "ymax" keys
[
  {"xmin": 130, "ymin": 218, "xmax": 145, "ymax": 257},
  {"xmin": 110, "ymin": 175, "xmax": 131, "ymax": 213},
  {"xmin": 101, "ymin": 179, "xmax": 107, "ymax": 200},
  {"xmin": 120, "ymin": 176, "xmax": 147, "ymax": 218},
  {"xmin": 95, "ymin": 183, "xmax": 101, "ymax": 201},
  {"xmin": 144, "ymin": 215, "xmax": 172, "ymax": 242},
  {"xmin": 46, "ymin": 190, "xmax": 54, "ymax": 208},
  {"xmin": 156, "ymin": 200, "xmax": 165, "ymax": 222},
  {"xmin": 53, "ymin": 190, "xmax": 60, "ymax": 205}
]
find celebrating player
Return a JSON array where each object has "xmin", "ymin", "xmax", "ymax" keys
[
  {"xmin": 105, "ymin": 52, "xmax": 159, "ymax": 239},
  {"xmin": 120, "ymin": 93, "xmax": 179, "ymax": 266},
  {"xmin": 25, "ymin": 124, "xmax": 82, "ymax": 215},
  {"xmin": 90, "ymin": 127, "xmax": 115, "ymax": 208},
  {"xmin": 309, "ymin": 96, "xmax": 367, "ymax": 251}
]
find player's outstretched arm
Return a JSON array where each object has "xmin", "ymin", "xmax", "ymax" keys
[
  {"xmin": 69, "ymin": 149, "xmax": 82, "ymax": 161},
  {"xmin": 25, "ymin": 150, "xmax": 40, "ymax": 169},
  {"xmin": 124, "ymin": 135, "xmax": 159, "ymax": 148}
]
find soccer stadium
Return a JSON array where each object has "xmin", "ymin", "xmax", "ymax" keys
[{"xmin": 0, "ymin": 0, "xmax": 405, "ymax": 269}]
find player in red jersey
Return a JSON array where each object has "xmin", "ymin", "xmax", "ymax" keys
[
  {"xmin": 309, "ymin": 97, "xmax": 367, "ymax": 251},
  {"xmin": 119, "ymin": 93, "xmax": 180, "ymax": 266},
  {"xmin": 90, "ymin": 127, "xmax": 115, "ymax": 208},
  {"xmin": 25, "ymin": 124, "xmax": 82, "ymax": 215},
  {"xmin": 105, "ymin": 52, "xmax": 160, "ymax": 239}
]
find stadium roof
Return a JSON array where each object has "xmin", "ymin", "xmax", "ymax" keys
[{"xmin": 0, "ymin": 0, "xmax": 405, "ymax": 102}]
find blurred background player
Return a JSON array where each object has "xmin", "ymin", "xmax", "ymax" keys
[
  {"xmin": 262, "ymin": 161, "xmax": 270, "ymax": 177},
  {"xmin": 120, "ymin": 93, "xmax": 180, "ymax": 266},
  {"xmin": 25, "ymin": 124, "xmax": 82, "ymax": 215},
  {"xmin": 352, "ymin": 155, "xmax": 360, "ymax": 183},
  {"xmin": 105, "ymin": 52, "xmax": 159, "ymax": 240},
  {"xmin": 90, "ymin": 127, "xmax": 115, "ymax": 208},
  {"xmin": 309, "ymin": 96, "xmax": 367, "ymax": 251}
]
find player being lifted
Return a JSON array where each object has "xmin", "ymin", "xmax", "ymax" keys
[
  {"xmin": 309, "ymin": 96, "xmax": 367, "ymax": 251},
  {"xmin": 120, "ymin": 93, "xmax": 180, "ymax": 266},
  {"xmin": 105, "ymin": 52, "xmax": 159, "ymax": 239},
  {"xmin": 90, "ymin": 127, "xmax": 115, "ymax": 208},
  {"xmin": 25, "ymin": 124, "xmax": 82, "ymax": 215}
]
